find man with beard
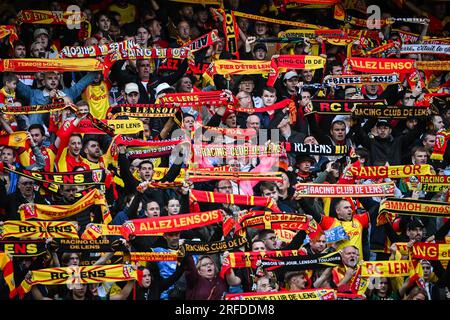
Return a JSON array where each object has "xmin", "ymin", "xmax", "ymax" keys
[
  {"xmin": 82, "ymin": 137, "xmax": 104, "ymax": 169},
  {"xmin": 332, "ymin": 245, "xmax": 361, "ymax": 293}
]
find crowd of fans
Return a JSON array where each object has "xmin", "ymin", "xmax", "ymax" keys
[{"xmin": 0, "ymin": 0, "xmax": 449, "ymax": 301}]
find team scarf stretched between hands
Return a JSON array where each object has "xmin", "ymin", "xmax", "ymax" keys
[
  {"xmin": 19, "ymin": 189, "xmax": 112, "ymax": 224},
  {"xmin": 295, "ymin": 182, "xmax": 395, "ymax": 197},
  {"xmin": 1, "ymin": 221, "xmax": 78, "ymax": 239},
  {"xmin": 225, "ymin": 288, "xmax": 337, "ymax": 300},
  {"xmin": 12, "ymin": 264, "xmax": 137, "ymax": 298}
]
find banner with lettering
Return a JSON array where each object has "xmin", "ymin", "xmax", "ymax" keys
[
  {"xmin": 268, "ymin": 55, "xmax": 326, "ymax": 86},
  {"xmin": 108, "ymin": 105, "xmax": 178, "ymax": 118},
  {"xmin": 324, "ymin": 74, "xmax": 400, "ymax": 86},
  {"xmin": 309, "ymin": 99, "xmax": 386, "ymax": 115},
  {"xmin": 1, "ymin": 221, "xmax": 78, "ymax": 239},
  {"xmin": 377, "ymin": 198, "xmax": 450, "ymax": 225},
  {"xmin": 342, "ymin": 164, "xmax": 433, "ymax": 180},
  {"xmin": 400, "ymin": 44, "xmax": 450, "ymax": 55},
  {"xmin": 181, "ymin": 237, "xmax": 248, "ymax": 255},
  {"xmin": 130, "ymin": 252, "xmax": 178, "ymax": 262},
  {"xmin": 49, "ymin": 239, "xmax": 117, "ymax": 252},
  {"xmin": 122, "ymin": 210, "xmax": 223, "ymax": 237},
  {"xmin": 347, "ymin": 57, "xmax": 415, "ymax": 73},
  {"xmin": 412, "ymin": 243, "xmax": 450, "ymax": 261},
  {"xmin": 294, "ymin": 182, "xmax": 395, "ymax": 197},
  {"xmin": 13, "ymin": 264, "xmax": 137, "ymax": 298},
  {"xmin": 0, "ymin": 240, "xmax": 47, "ymax": 257},
  {"xmin": 193, "ymin": 143, "xmax": 285, "ymax": 158},
  {"xmin": 284, "ymin": 143, "xmax": 350, "ymax": 156},
  {"xmin": 0, "ymin": 58, "xmax": 104, "ymax": 73},
  {"xmin": 59, "ymin": 39, "xmax": 139, "ymax": 58},
  {"xmin": 361, "ymin": 260, "xmax": 414, "ymax": 277},
  {"xmin": 0, "ymin": 103, "xmax": 71, "ymax": 114},
  {"xmin": 19, "ymin": 189, "xmax": 112, "ymax": 224},
  {"xmin": 260, "ymin": 251, "xmax": 342, "ymax": 271},
  {"xmin": 212, "ymin": 60, "xmax": 272, "ymax": 76},
  {"xmin": 187, "ymin": 169, "xmax": 282, "ymax": 182},
  {"xmin": 225, "ymin": 289, "xmax": 336, "ymax": 300},
  {"xmin": 411, "ymin": 175, "xmax": 450, "ymax": 192},
  {"xmin": 190, "ymin": 190, "xmax": 280, "ymax": 212},
  {"xmin": 81, "ymin": 223, "xmax": 126, "ymax": 240},
  {"xmin": 156, "ymin": 91, "xmax": 232, "ymax": 107}
]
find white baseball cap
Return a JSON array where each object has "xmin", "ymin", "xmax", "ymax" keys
[
  {"xmin": 124, "ymin": 83, "xmax": 139, "ymax": 94},
  {"xmin": 283, "ymin": 71, "xmax": 299, "ymax": 81},
  {"xmin": 154, "ymin": 82, "xmax": 175, "ymax": 97}
]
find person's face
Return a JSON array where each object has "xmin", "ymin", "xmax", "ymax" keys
[
  {"xmin": 289, "ymin": 274, "xmax": 307, "ymax": 290},
  {"xmin": 5, "ymin": 80, "xmax": 17, "ymax": 92},
  {"xmin": 1, "ymin": 148, "xmax": 15, "ymax": 164},
  {"xmin": 344, "ymin": 88, "xmax": 357, "ymax": 99},
  {"xmin": 61, "ymin": 186, "xmax": 77, "ymax": 202},
  {"xmin": 216, "ymin": 180, "xmax": 232, "ymax": 194},
  {"xmin": 236, "ymin": 92, "xmax": 252, "ymax": 108},
  {"xmin": 98, "ymin": 15, "xmax": 111, "ymax": 32},
  {"xmin": 254, "ymin": 49, "xmax": 266, "ymax": 60},
  {"xmin": 139, "ymin": 163, "xmax": 154, "ymax": 181},
  {"xmin": 342, "ymin": 246, "xmax": 359, "ymax": 267},
  {"xmin": 85, "ymin": 141, "xmax": 101, "ymax": 159},
  {"xmin": 423, "ymin": 135, "xmax": 436, "ymax": 151},
  {"xmin": 285, "ymin": 77, "xmax": 299, "ymax": 92},
  {"xmin": 77, "ymin": 105, "xmax": 89, "ymax": 117},
  {"xmin": 180, "ymin": 77, "xmax": 193, "ymax": 92},
  {"xmin": 403, "ymin": 92, "xmax": 415, "ymax": 106},
  {"xmin": 239, "ymin": 80, "xmax": 255, "ymax": 94},
  {"xmin": 378, "ymin": 278, "xmax": 389, "ymax": 295},
  {"xmin": 406, "ymin": 118, "xmax": 418, "ymax": 130},
  {"xmin": 407, "ymin": 227, "xmax": 423, "ymax": 242},
  {"xmin": 276, "ymin": 172, "xmax": 290, "ymax": 192},
  {"xmin": 251, "ymin": 241, "xmax": 266, "ymax": 252},
  {"xmin": 164, "ymin": 232, "xmax": 180, "ymax": 249},
  {"xmin": 146, "ymin": 201, "xmax": 160, "ymax": 217},
  {"xmin": 225, "ymin": 113, "xmax": 237, "ymax": 128},
  {"xmin": 18, "ymin": 178, "xmax": 35, "ymax": 198},
  {"xmin": 255, "ymin": 22, "xmax": 268, "ymax": 36},
  {"xmin": 300, "ymin": 91, "xmax": 311, "ymax": 106},
  {"xmin": 237, "ymin": 18, "xmax": 249, "ymax": 32},
  {"xmin": 35, "ymin": 34, "xmax": 49, "ymax": 48},
  {"xmin": 433, "ymin": 116, "xmax": 445, "ymax": 130},
  {"xmin": 263, "ymin": 233, "xmax": 278, "ymax": 250},
  {"xmin": 143, "ymin": 123, "xmax": 150, "ymax": 138},
  {"xmin": 421, "ymin": 262, "xmax": 432, "ymax": 280},
  {"xmin": 167, "ymin": 199, "xmax": 180, "ymax": 215},
  {"xmin": 137, "ymin": 60, "xmax": 151, "ymax": 80},
  {"xmin": 365, "ymin": 85, "xmax": 378, "ymax": 95},
  {"xmin": 298, "ymin": 160, "xmax": 311, "ymax": 173},
  {"xmin": 310, "ymin": 235, "xmax": 327, "ymax": 253},
  {"xmin": 262, "ymin": 90, "xmax": 276, "ymax": 106},
  {"xmin": 72, "ymin": 284, "xmax": 87, "ymax": 298},
  {"xmin": 149, "ymin": 20, "xmax": 162, "ymax": 37},
  {"xmin": 136, "ymin": 27, "xmax": 149, "ymax": 45},
  {"xmin": 68, "ymin": 136, "xmax": 82, "ymax": 157},
  {"xmin": 183, "ymin": 116, "xmax": 195, "ymax": 131},
  {"xmin": 197, "ymin": 10, "xmax": 208, "ymax": 23},
  {"xmin": 412, "ymin": 151, "xmax": 428, "ymax": 165},
  {"xmin": 178, "ymin": 21, "xmax": 190, "ymax": 40},
  {"xmin": 246, "ymin": 115, "xmax": 260, "ymax": 130},
  {"xmin": 331, "ymin": 66, "xmax": 343, "ymax": 75},
  {"xmin": 14, "ymin": 45, "xmax": 26, "ymax": 58},
  {"xmin": 181, "ymin": 6, "xmax": 194, "ymax": 19},
  {"xmin": 412, "ymin": 293, "xmax": 427, "ymax": 300},
  {"xmin": 85, "ymin": 37, "xmax": 99, "ymax": 46},
  {"xmin": 330, "ymin": 123, "xmax": 346, "ymax": 142},
  {"xmin": 257, "ymin": 277, "xmax": 272, "ymax": 292},
  {"xmin": 67, "ymin": 253, "xmax": 80, "ymax": 266},
  {"xmin": 444, "ymin": 109, "xmax": 450, "ymax": 124},
  {"xmin": 198, "ymin": 257, "xmax": 215, "ymax": 280},
  {"xmin": 376, "ymin": 125, "xmax": 392, "ymax": 139},
  {"xmin": 303, "ymin": 136, "xmax": 318, "ymax": 145},
  {"xmin": 301, "ymin": 70, "xmax": 313, "ymax": 82},
  {"xmin": 31, "ymin": 43, "xmax": 45, "ymax": 58},
  {"xmin": 126, "ymin": 91, "xmax": 140, "ymax": 104},
  {"xmin": 44, "ymin": 73, "xmax": 59, "ymax": 90},
  {"xmin": 262, "ymin": 187, "xmax": 279, "ymax": 202},
  {"xmin": 141, "ymin": 269, "xmax": 152, "ymax": 288},
  {"xmin": 336, "ymin": 200, "xmax": 353, "ymax": 221}
]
